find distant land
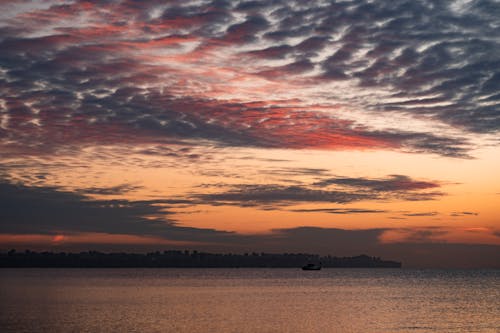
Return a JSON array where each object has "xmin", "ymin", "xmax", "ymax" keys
[{"xmin": 0, "ymin": 250, "xmax": 401, "ymax": 268}]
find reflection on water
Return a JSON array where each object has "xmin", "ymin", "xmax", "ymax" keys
[{"xmin": 0, "ymin": 269, "xmax": 498, "ymax": 332}]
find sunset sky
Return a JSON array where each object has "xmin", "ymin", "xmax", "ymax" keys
[{"xmin": 1, "ymin": 0, "xmax": 499, "ymax": 267}]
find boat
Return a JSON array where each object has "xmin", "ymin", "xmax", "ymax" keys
[{"xmin": 302, "ymin": 263, "xmax": 322, "ymax": 270}]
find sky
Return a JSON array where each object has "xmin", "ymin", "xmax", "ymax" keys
[{"xmin": 0, "ymin": 0, "xmax": 499, "ymax": 268}]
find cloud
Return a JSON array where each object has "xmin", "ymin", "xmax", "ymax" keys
[
  {"xmin": 0, "ymin": 82, "xmax": 472, "ymax": 157},
  {"xmin": 294, "ymin": 35, "xmax": 330, "ymax": 53},
  {"xmin": 0, "ymin": 180, "xmax": 498, "ymax": 268},
  {"xmin": 0, "ymin": 179, "xmax": 399, "ymax": 254},
  {"xmin": 220, "ymin": 14, "xmax": 269, "ymax": 44},
  {"xmin": 0, "ymin": 180, "xmax": 232, "ymax": 242},
  {"xmin": 313, "ymin": 174, "xmax": 440, "ymax": 192},
  {"xmin": 450, "ymin": 211, "xmax": 479, "ymax": 217},
  {"xmin": 193, "ymin": 174, "xmax": 444, "ymax": 207},
  {"xmin": 260, "ymin": 167, "xmax": 331, "ymax": 177},
  {"xmin": 79, "ymin": 184, "xmax": 143, "ymax": 196},
  {"xmin": 380, "ymin": 227, "xmax": 451, "ymax": 243},
  {"xmin": 402, "ymin": 212, "xmax": 439, "ymax": 217},
  {"xmin": 289, "ymin": 208, "xmax": 388, "ymax": 214},
  {"xmin": 0, "ymin": 0, "xmax": 493, "ymax": 161},
  {"xmin": 194, "ymin": 184, "xmax": 370, "ymax": 206},
  {"xmin": 243, "ymin": 44, "xmax": 293, "ymax": 59}
]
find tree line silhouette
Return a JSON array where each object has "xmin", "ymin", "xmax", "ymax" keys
[{"xmin": 1, "ymin": 249, "xmax": 401, "ymax": 268}]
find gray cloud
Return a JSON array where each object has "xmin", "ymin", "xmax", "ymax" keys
[
  {"xmin": 247, "ymin": 0, "xmax": 499, "ymax": 134},
  {"xmin": 79, "ymin": 184, "xmax": 143, "ymax": 196},
  {"xmin": 314, "ymin": 174, "xmax": 439, "ymax": 192},
  {"xmin": 289, "ymin": 208, "xmax": 388, "ymax": 214},
  {"xmin": 221, "ymin": 14, "xmax": 269, "ymax": 43},
  {"xmin": 261, "ymin": 167, "xmax": 331, "ymax": 177},
  {"xmin": 450, "ymin": 211, "xmax": 479, "ymax": 217},
  {"xmin": 0, "ymin": 0, "xmax": 493, "ymax": 160},
  {"xmin": 244, "ymin": 44, "xmax": 294, "ymax": 59},
  {"xmin": 194, "ymin": 184, "xmax": 370, "ymax": 206},
  {"xmin": 193, "ymin": 174, "xmax": 444, "ymax": 207},
  {"xmin": 0, "ymin": 181, "xmax": 231, "ymax": 242}
]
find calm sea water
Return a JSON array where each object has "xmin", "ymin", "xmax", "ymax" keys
[{"xmin": 0, "ymin": 268, "xmax": 498, "ymax": 332}]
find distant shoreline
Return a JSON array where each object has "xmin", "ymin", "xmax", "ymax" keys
[{"xmin": 1, "ymin": 250, "xmax": 402, "ymax": 268}]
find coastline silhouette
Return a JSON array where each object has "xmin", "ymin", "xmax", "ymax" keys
[{"xmin": 1, "ymin": 249, "xmax": 401, "ymax": 268}]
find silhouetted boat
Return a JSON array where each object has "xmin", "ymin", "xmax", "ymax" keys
[{"xmin": 302, "ymin": 263, "xmax": 321, "ymax": 270}]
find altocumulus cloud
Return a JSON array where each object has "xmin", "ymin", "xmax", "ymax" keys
[{"xmin": 1, "ymin": 0, "xmax": 497, "ymax": 159}]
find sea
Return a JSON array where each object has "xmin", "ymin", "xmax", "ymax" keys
[{"xmin": 0, "ymin": 268, "xmax": 498, "ymax": 332}]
